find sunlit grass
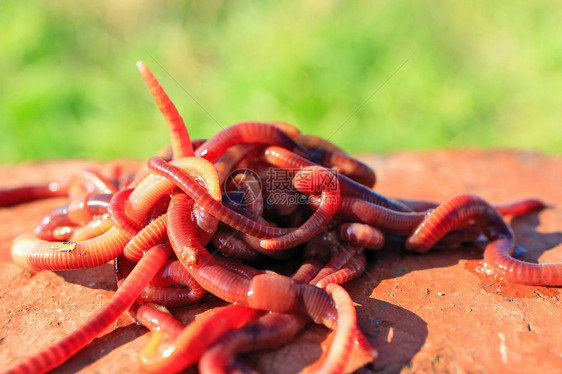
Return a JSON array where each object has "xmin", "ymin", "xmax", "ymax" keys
[{"xmin": 1, "ymin": 0, "xmax": 560, "ymax": 163}]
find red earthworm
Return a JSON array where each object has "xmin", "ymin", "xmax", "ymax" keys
[
  {"xmin": 115, "ymin": 257, "xmax": 206, "ymax": 307},
  {"xmin": 123, "ymin": 213, "xmax": 168, "ymax": 262},
  {"xmin": 140, "ymin": 304, "xmax": 263, "ymax": 373},
  {"xmin": 220, "ymin": 199, "xmax": 284, "ymax": 256},
  {"xmin": 133, "ymin": 303, "xmax": 185, "ymax": 337},
  {"xmin": 67, "ymin": 193, "xmax": 96, "ymax": 225},
  {"xmin": 68, "ymin": 169, "xmax": 119, "ymax": 198},
  {"xmin": 51, "ymin": 226, "xmax": 74, "ymax": 241},
  {"xmin": 137, "ymin": 286, "xmax": 206, "ymax": 308},
  {"xmin": 262, "ymin": 146, "xmax": 410, "ymax": 211},
  {"xmin": 310, "ymin": 244, "xmax": 362, "ymax": 287},
  {"xmin": 69, "ymin": 216, "xmax": 112, "ymax": 242},
  {"xmin": 436, "ymin": 226, "xmax": 481, "ymax": 246},
  {"xmin": 34, "ymin": 193, "xmax": 112, "ymax": 240},
  {"xmin": 297, "ymin": 133, "xmax": 348, "ymax": 155},
  {"xmin": 195, "ymin": 121, "xmax": 313, "ymax": 163},
  {"xmin": 308, "ymin": 146, "xmax": 376, "ymax": 187},
  {"xmin": 215, "ymin": 144, "xmax": 262, "ymax": 185},
  {"xmin": 192, "ymin": 202, "xmax": 219, "ymax": 246},
  {"xmin": 167, "ymin": 193, "xmax": 338, "ymax": 328},
  {"xmin": 339, "ymin": 222, "xmax": 385, "ymax": 250},
  {"xmin": 217, "ymin": 200, "xmax": 281, "ymax": 256},
  {"xmin": 125, "ymin": 156, "xmax": 222, "ymax": 252},
  {"xmin": 398, "ymin": 198, "xmax": 439, "ymax": 212},
  {"xmin": 125, "ymin": 151, "xmax": 170, "ymax": 190},
  {"xmin": 127, "ymin": 157, "xmax": 221, "ymax": 225},
  {"xmin": 211, "ymin": 229, "xmax": 260, "ymax": 262},
  {"xmin": 493, "ymin": 198, "xmax": 547, "ymax": 216},
  {"xmin": 271, "ymin": 120, "xmax": 303, "ymax": 140},
  {"xmin": 315, "ymin": 252, "xmax": 367, "ymax": 289},
  {"xmin": 308, "ymin": 283, "xmax": 357, "ymax": 374},
  {"xmin": 145, "ymin": 193, "xmax": 171, "ymax": 222},
  {"xmin": 228, "ymin": 171, "xmax": 264, "ymax": 216},
  {"xmin": 0, "ymin": 179, "xmax": 70, "ymax": 207},
  {"xmin": 9, "ymin": 61, "xmax": 556, "ymax": 373},
  {"xmin": 292, "ymin": 233, "xmax": 337, "ymax": 283},
  {"xmin": 400, "ymin": 197, "xmax": 547, "ymax": 217},
  {"xmin": 484, "ymin": 239, "xmax": 562, "ymax": 286},
  {"xmin": 214, "ymin": 254, "xmax": 263, "ymax": 279},
  {"xmin": 149, "ymin": 157, "xmax": 289, "ymax": 239},
  {"xmin": 191, "ymin": 138, "xmax": 208, "ymax": 150},
  {"xmin": 199, "ymin": 312, "xmax": 310, "ymax": 374},
  {"xmin": 292, "ymin": 259, "xmax": 325, "ymax": 283},
  {"xmin": 137, "ymin": 61, "xmax": 195, "ymax": 159},
  {"xmin": 6, "ymin": 244, "xmax": 171, "ymax": 374},
  {"xmin": 108, "ymin": 188, "xmax": 142, "ymax": 238},
  {"xmin": 150, "ymin": 259, "xmax": 204, "ymax": 288},
  {"xmin": 406, "ymin": 194, "xmax": 562, "ymax": 286},
  {"xmin": 260, "ymin": 167, "xmax": 341, "ymax": 250},
  {"xmin": 11, "ymin": 227, "xmax": 129, "ymax": 271},
  {"xmin": 322, "ymin": 195, "xmax": 425, "ymax": 234},
  {"xmin": 405, "ymin": 194, "xmax": 511, "ymax": 253}
]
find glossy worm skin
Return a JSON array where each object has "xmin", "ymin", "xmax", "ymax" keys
[
  {"xmin": 315, "ymin": 252, "xmax": 367, "ymax": 289},
  {"xmin": 211, "ymin": 229, "xmax": 260, "ymax": 262},
  {"xmin": 262, "ymin": 146, "xmax": 410, "ymax": 212},
  {"xmin": 308, "ymin": 147, "xmax": 376, "ymax": 188},
  {"xmin": 309, "ymin": 283, "xmax": 357, "ymax": 374},
  {"xmin": 0, "ymin": 180, "xmax": 69, "ymax": 206},
  {"xmin": 34, "ymin": 192, "xmax": 112, "ymax": 240},
  {"xmin": 167, "ymin": 193, "xmax": 339, "ymax": 328},
  {"xmin": 297, "ymin": 133, "xmax": 348, "ymax": 155},
  {"xmin": 140, "ymin": 304, "xmax": 263, "ymax": 373},
  {"xmin": 122, "ymin": 213, "xmax": 168, "ymax": 262},
  {"xmin": 133, "ymin": 304, "xmax": 186, "ymax": 337},
  {"xmin": 4, "ymin": 61, "xmax": 558, "ymax": 374},
  {"xmin": 199, "ymin": 312, "xmax": 310, "ymax": 374},
  {"xmin": 108, "ymin": 188, "xmax": 141, "ymax": 239},
  {"xmin": 149, "ymin": 157, "xmax": 289, "ymax": 239},
  {"xmin": 137, "ymin": 61, "xmax": 194, "ymax": 159},
  {"xmin": 6, "ymin": 244, "xmax": 170, "ymax": 374},
  {"xmin": 11, "ymin": 228, "xmax": 129, "ymax": 271},
  {"xmin": 310, "ymin": 244, "xmax": 361, "ymax": 287},
  {"xmin": 339, "ymin": 222, "xmax": 385, "ymax": 250},
  {"xmin": 406, "ymin": 194, "xmax": 562, "ymax": 286},
  {"xmin": 195, "ymin": 121, "xmax": 313, "ymax": 163},
  {"xmin": 115, "ymin": 257, "xmax": 206, "ymax": 307},
  {"xmin": 260, "ymin": 166, "xmax": 341, "ymax": 250}
]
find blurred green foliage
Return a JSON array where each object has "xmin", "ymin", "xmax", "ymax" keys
[{"xmin": 1, "ymin": 0, "xmax": 561, "ymax": 162}]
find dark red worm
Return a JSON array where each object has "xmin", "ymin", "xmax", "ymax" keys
[
  {"xmin": 195, "ymin": 121, "xmax": 313, "ymax": 163},
  {"xmin": 338, "ymin": 222, "xmax": 385, "ymax": 250},
  {"xmin": 0, "ymin": 180, "xmax": 69, "ymax": 206},
  {"xmin": 199, "ymin": 312, "xmax": 310, "ymax": 374},
  {"xmin": 3, "ymin": 61, "xmax": 558, "ymax": 374},
  {"xmin": 262, "ymin": 145, "xmax": 410, "ymax": 211},
  {"xmin": 133, "ymin": 303, "xmax": 186, "ymax": 337},
  {"xmin": 6, "ymin": 244, "xmax": 171, "ymax": 374},
  {"xmin": 108, "ymin": 188, "xmax": 142, "ymax": 238},
  {"xmin": 406, "ymin": 194, "xmax": 561, "ymax": 286},
  {"xmin": 260, "ymin": 166, "xmax": 341, "ymax": 250},
  {"xmin": 148, "ymin": 157, "xmax": 289, "ymax": 239},
  {"xmin": 34, "ymin": 193, "xmax": 112, "ymax": 240},
  {"xmin": 137, "ymin": 61, "xmax": 194, "ymax": 159},
  {"xmin": 307, "ymin": 146, "xmax": 376, "ymax": 188},
  {"xmin": 167, "ymin": 193, "xmax": 339, "ymax": 329},
  {"xmin": 316, "ymin": 252, "xmax": 367, "ymax": 289}
]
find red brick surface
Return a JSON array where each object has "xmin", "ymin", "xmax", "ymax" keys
[{"xmin": 0, "ymin": 151, "xmax": 561, "ymax": 373}]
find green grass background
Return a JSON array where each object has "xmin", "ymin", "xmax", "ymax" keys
[{"xmin": 1, "ymin": 0, "xmax": 561, "ymax": 163}]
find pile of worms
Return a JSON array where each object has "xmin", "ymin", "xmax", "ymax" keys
[{"xmin": 2, "ymin": 61, "xmax": 561, "ymax": 374}]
